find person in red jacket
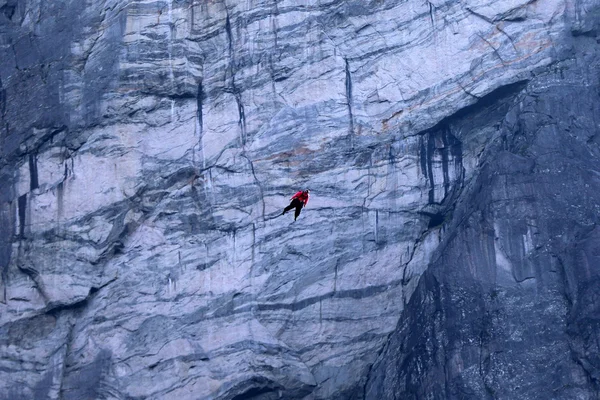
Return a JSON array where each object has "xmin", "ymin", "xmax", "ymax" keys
[{"xmin": 282, "ymin": 189, "xmax": 310, "ymax": 221}]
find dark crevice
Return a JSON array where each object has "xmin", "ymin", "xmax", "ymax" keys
[
  {"xmin": 224, "ymin": 11, "xmax": 262, "ymax": 220},
  {"xmin": 441, "ymin": 130, "xmax": 450, "ymax": 196},
  {"xmin": 258, "ymin": 279, "xmax": 402, "ymax": 313},
  {"xmin": 428, "ymin": 1, "xmax": 435, "ymax": 26},
  {"xmin": 465, "ymin": 6, "xmax": 493, "ymax": 24},
  {"xmin": 197, "ymin": 79, "xmax": 204, "ymax": 138},
  {"xmin": 345, "ymin": 58, "xmax": 354, "ymax": 145},
  {"xmin": 422, "ymin": 211, "xmax": 446, "ymax": 229},
  {"xmin": 241, "ymin": 154, "xmax": 265, "ymax": 221},
  {"xmin": 450, "ymin": 80, "xmax": 528, "ymax": 123},
  {"xmin": 334, "ymin": 259, "xmax": 339, "ymax": 293},
  {"xmin": 17, "ymin": 193, "xmax": 26, "ymax": 237},
  {"xmin": 29, "ymin": 153, "xmax": 39, "ymax": 190},
  {"xmin": 1, "ymin": 4, "xmax": 16, "ymax": 20},
  {"xmin": 271, "ymin": 0, "xmax": 280, "ymax": 52},
  {"xmin": 375, "ymin": 209, "xmax": 379, "ymax": 244},
  {"xmin": 234, "ymin": 90, "xmax": 246, "ymax": 145},
  {"xmin": 57, "ymin": 181, "xmax": 65, "ymax": 219},
  {"xmin": 426, "ymin": 133, "xmax": 435, "ymax": 203},
  {"xmin": 163, "ymin": 92, "xmax": 197, "ymax": 100},
  {"xmin": 45, "ymin": 276, "xmax": 114, "ymax": 316},
  {"xmin": 224, "ymin": 10, "xmax": 247, "ymax": 146},
  {"xmin": 418, "ymin": 81, "xmax": 527, "ymax": 207},
  {"xmin": 45, "ymin": 292, "xmax": 90, "ymax": 316},
  {"xmin": 231, "ymin": 386, "xmax": 278, "ymax": 400},
  {"xmin": 225, "ymin": 377, "xmax": 285, "ymax": 400},
  {"xmin": 225, "ymin": 11, "xmax": 233, "ymax": 55},
  {"xmin": 37, "ymin": 125, "xmax": 68, "ymax": 152},
  {"xmin": 196, "ymin": 78, "xmax": 205, "ymax": 167},
  {"xmin": 420, "ymin": 135, "xmax": 428, "ymax": 182}
]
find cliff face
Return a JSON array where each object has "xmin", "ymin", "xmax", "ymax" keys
[
  {"xmin": 365, "ymin": 37, "xmax": 600, "ymax": 399},
  {"xmin": 0, "ymin": 0, "xmax": 598, "ymax": 399}
]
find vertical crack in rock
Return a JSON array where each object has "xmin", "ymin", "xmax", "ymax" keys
[
  {"xmin": 223, "ymin": 7, "xmax": 262, "ymax": 222},
  {"xmin": 375, "ymin": 209, "xmax": 379, "ymax": 244},
  {"xmin": 420, "ymin": 122, "xmax": 464, "ymax": 206},
  {"xmin": 345, "ymin": 58, "xmax": 355, "ymax": 145},
  {"xmin": 224, "ymin": 9, "xmax": 233, "ymax": 56},
  {"xmin": 427, "ymin": 1, "xmax": 436, "ymax": 26},
  {"xmin": 271, "ymin": 0, "xmax": 280, "ymax": 51},
  {"xmin": 11, "ymin": 43, "xmax": 20, "ymax": 71},
  {"xmin": 426, "ymin": 134, "xmax": 435, "ymax": 203},
  {"xmin": 57, "ymin": 180, "xmax": 65, "ymax": 220},
  {"xmin": 441, "ymin": 130, "xmax": 450, "ymax": 197},
  {"xmin": 56, "ymin": 321, "xmax": 76, "ymax": 400},
  {"xmin": 17, "ymin": 193, "xmax": 27, "ymax": 237},
  {"xmin": 28, "ymin": 153, "xmax": 39, "ymax": 190},
  {"xmin": 333, "ymin": 259, "xmax": 339, "ymax": 293},
  {"xmin": 167, "ymin": 0, "xmax": 175, "ymax": 90},
  {"xmin": 196, "ymin": 80, "xmax": 203, "ymax": 137},
  {"xmin": 242, "ymin": 154, "xmax": 266, "ymax": 221},
  {"xmin": 196, "ymin": 79, "xmax": 205, "ymax": 168},
  {"xmin": 420, "ymin": 134, "xmax": 428, "ymax": 184},
  {"xmin": 265, "ymin": 0, "xmax": 283, "ymax": 105},
  {"xmin": 225, "ymin": 9, "xmax": 247, "ymax": 146},
  {"xmin": 233, "ymin": 85, "xmax": 246, "ymax": 147}
]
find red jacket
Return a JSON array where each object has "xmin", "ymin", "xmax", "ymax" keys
[{"xmin": 291, "ymin": 191, "xmax": 310, "ymax": 206}]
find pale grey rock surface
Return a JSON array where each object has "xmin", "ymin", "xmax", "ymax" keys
[{"xmin": 0, "ymin": 0, "xmax": 598, "ymax": 399}]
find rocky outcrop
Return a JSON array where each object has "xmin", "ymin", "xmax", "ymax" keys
[
  {"xmin": 364, "ymin": 6, "xmax": 600, "ymax": 399},
  {"xmin": 0, "ymin": 0, "xmax": 598, "ymax": 399}
]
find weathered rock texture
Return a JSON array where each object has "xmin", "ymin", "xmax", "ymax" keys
[
  {"xmin": 365, "ymin": 46, "xmax": 600, "ymax": 400},
  {"xmin": 0, "ymin": 0, "xmax": 598, "ymax": 399}
]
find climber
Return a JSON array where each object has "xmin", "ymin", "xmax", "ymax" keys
[{"xmin": 282, "ymin": 189, "xmax": 310, "ymax": 221}]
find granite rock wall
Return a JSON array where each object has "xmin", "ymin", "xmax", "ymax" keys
[{"xmin": 0, "ymin": 0, "xmax": 598, "ymax": 399}]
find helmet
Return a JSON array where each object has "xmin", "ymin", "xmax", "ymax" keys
[{"xmin": 304, "ymin": 189, "xmax": 310, "ymax": 193}]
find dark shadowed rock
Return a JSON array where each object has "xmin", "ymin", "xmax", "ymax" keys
[{"xmin": 365, "ymin": 27, "xmax": 600, "ymax": 400}]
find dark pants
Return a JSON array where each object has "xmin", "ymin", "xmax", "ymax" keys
[{"xmin": 283, "ymin": 199, "xmax": 303, "ymax": 220}]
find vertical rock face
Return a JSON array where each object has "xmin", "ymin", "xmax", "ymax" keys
[
  {"xmin": 365, "ymin": 8, "xmax": 600, "ymax": 399},
  {"xmin": 0, "ymin": 0, "xmax": 598, "ymax": 399}
]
